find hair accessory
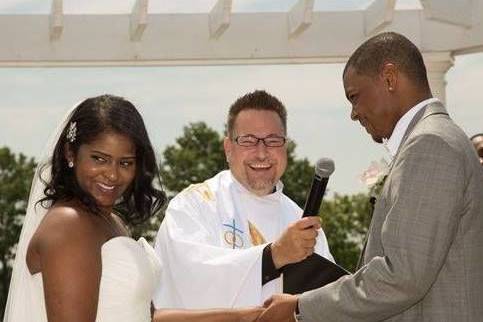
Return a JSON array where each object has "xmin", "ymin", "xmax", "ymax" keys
[
  {"xmin": 68, "ymin": 161, "xmax": 74, "ymax": 168},
  {"xmin": 66, "ymin": 121, "xmax": 77, "ymax": 143}
]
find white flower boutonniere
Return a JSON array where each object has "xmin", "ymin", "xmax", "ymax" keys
[{"xmin": 360, "ymin": 158, "xmax": 389, "ymax": 197}]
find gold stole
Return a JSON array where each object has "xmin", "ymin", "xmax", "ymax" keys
[{"xmin": 248, "ymin": 221, "xmax": 267, "ymax": 246}]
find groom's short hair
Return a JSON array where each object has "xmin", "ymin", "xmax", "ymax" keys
[{"xmin": 344, "ymin": 32, "xmax": 430, "ymax": 89}]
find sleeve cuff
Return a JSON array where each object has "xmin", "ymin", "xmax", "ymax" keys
[{"xmin": 261, "ymin": 243, "xmax": 281, "ymax": 285}]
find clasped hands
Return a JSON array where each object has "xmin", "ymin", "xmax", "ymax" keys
[
  {"xmin": 239, "ymin": 294, "xmax": 299, "ymax": 322},
  {"xmin": 246, "ymin": 216, "xmax": 320, "ymax": 322}
]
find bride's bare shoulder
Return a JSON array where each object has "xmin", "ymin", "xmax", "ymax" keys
[
  {"xmin": 27, "ymin": 202, "xmax": 104, "ymax": 275},
  {"xmin": 40, "ymin": 202, "xmax": 98, "ymax": 236}
]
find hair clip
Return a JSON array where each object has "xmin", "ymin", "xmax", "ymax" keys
[{"xmin": 66, "ymin": 121, "xmax": 77, "ymax": 143}]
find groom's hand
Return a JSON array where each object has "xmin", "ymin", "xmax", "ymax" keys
[{"xmin": 257, "ymin": 294, "xmax": 298, "ymax": 322}]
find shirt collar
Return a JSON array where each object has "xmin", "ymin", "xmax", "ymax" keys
[{"xmin": 383, "ymin": 97, "xmax": 440, "ymax": 158}]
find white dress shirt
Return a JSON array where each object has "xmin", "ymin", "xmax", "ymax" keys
[{"xmin": 384, "ymin": 97, "xmax": 440, "ymax": 158}]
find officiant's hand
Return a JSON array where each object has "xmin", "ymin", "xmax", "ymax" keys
[{"xmin": 271, "ymin": 216, "xmax": 320, "ymax": 269}]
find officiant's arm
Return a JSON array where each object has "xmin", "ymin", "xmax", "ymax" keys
[{"xmin": 152, "ymin": 307, "xmax": 264, "ymax": 322}]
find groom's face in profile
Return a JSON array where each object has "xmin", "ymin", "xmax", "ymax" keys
[{"xmin": 343, "ymin": 65, "xmax": 398, "ymax": 144}]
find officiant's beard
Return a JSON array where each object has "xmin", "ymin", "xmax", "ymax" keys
[
  {"xmin": 244, "ymin": 165, "xmax": 279, "ymax": 196},
  {"xmin": 247, "ymin": 178, "xmax": 275, "ymax": 195}
]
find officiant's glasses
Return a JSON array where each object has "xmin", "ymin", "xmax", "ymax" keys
[{"xmin": 234, "ymin": 134, "xmax": 287, "ymax": 147}]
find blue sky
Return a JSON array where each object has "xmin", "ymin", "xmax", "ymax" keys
[{"xmin": 1, "ymin": 1, "xmax": 482, "ymax": 195}]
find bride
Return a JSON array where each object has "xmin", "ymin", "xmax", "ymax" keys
[{"xmin": 3, "ymin": 94, "xmax": 262, "ymax": 322}]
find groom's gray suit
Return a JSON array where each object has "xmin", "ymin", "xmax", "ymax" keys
[{"xmin": 298, "ymin": 101, "xmax": 483, "ymax": 321}]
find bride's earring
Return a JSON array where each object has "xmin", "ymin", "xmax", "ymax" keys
[{"xmin": 68, "ymin": 161, "xmax": 74, "ymax": 168}]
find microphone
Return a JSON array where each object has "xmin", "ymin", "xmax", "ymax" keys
[{"xmin": 302, "ymin": 158, "xmax": 335, "ymax": 217}]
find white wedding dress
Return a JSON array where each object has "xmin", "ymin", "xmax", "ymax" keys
[{"xmin": 18, "ymin": 237, "xmax": 161, "ymax": 322}]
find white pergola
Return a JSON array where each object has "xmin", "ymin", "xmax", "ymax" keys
[{"xmin": 1, "ymin": 0, "xmax": 482, "ymax": 103}]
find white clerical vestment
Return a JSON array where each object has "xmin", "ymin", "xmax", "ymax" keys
[{"xmin": 153, "ymin": 170, "xmax": 333, "ymax": 309}]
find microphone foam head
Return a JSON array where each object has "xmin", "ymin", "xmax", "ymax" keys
[{"xmin": 315, "ymin": 158, "xmax": 335, "ymax": 178}]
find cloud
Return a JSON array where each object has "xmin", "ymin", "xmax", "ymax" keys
[{"xmin": 446, "ymin": 53, "xmax": 483, "ymax": 135}]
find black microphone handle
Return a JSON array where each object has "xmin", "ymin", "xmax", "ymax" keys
[{"xmin": 302, "ymin": 175, "xmax": 329, "ymax": 217}]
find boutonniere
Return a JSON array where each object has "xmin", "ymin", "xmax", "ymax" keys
[{"xmin": 360, "ymin": 158, "xmax": 389, "ymax": 197}]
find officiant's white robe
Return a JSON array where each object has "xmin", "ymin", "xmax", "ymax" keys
[{"xmin": 153, "ymin": 170, "xmax": 333, "ymax": 309}]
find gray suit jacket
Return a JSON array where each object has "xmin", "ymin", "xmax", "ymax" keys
[{"xmin": 299, "ymin": 101, "xmax": 483, "ymax": 321}]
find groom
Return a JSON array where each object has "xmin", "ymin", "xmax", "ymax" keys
[{"xmin": 259, "ymin": 32, "xmax": 483, "ymax": 322}]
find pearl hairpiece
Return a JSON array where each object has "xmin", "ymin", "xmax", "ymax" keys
[{"xmin": 66, "ymin": 121, "xmax": 77, "ymax": 143}]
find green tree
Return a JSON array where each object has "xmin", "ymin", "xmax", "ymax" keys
[
  {"xmin": 0, "ymin": 147, "xmax": 36, "ymax": 318},
  {"xmin": 282, "ymin": 141, "xmax": 313, "ymax": 208},
  {"xmin": 132, "ymin": 122, "xmax": 226, "ymax": 241},
  {"xmin": 320, "ymin": 193, "xmax": 372, "ymax": 272},
  {"xmin": 160, "ymin": 122, "xmax": 227, "ymax": 196}
]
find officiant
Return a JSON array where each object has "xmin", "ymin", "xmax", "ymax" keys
[{"xmin": 152, "ymin": 89, "xmax": 334, "ymax": 309}]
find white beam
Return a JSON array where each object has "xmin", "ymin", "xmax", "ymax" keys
[
  {"xmin": 421, "ymin": 0, "xmax": 474, "ymax": 28},
  {"xmin": 0, "ymin": 5, "xmax": 482, "ymax": 67},
  {"xmin": 130, "ymin": 0, "xmax": 148, "ymax": 41},
  {"xmin": 364, "ymin": 0, "xmax": 396, "ymax": 36},
  {"xmin": 209, "ymin": 0, "xmax": 232, "ymax": 39},
  {"xmin": 49, "ymin": 0, "xmax": 63, "ymax": 41},
  {"xmin": 288, "ymin": 0, "xmax": 314, "ymax": 38}
]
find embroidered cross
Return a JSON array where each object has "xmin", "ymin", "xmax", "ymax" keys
[{"xmin": 223, "ymin": 219, "xmax": 244, "ymax": 249}]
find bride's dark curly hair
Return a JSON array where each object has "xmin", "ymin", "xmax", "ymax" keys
[{"xmin": 39, "ymin": 94, "xmax": 166, "ymax": 225}]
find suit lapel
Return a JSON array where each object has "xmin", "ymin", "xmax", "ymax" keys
[
  {"xmin": 380, "ymin": 101, "xmax": 448, "ymax": 180},
  {"xmin": 392, "ymin": 101, "xmax": 448, "ymax": 166}
]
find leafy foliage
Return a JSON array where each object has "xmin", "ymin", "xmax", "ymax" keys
[
  {"xmin": 282, "ymin": 141, "xmax": 313, "ymax": 208},
  {"xmin": 320, "ymin": 193, "xmax": 372, "ymax": 272},
  {"xmin": 132, "ymin": 122, "xmax": 226, "ymax": 241},
  {"xmin": 159, "ymin": 122, "xmax": 227, "ymax": 196},
  {"xmin": 0, "ymin": 147, "xmax": 36, "ymax": 318}
]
